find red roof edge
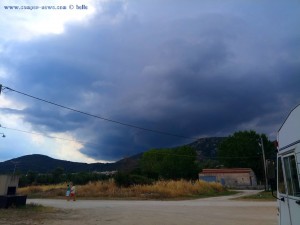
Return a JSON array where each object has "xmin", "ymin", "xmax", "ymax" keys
[{"xmin": 200, "ymin": 168, "xmax": 253, "ymax": 174}]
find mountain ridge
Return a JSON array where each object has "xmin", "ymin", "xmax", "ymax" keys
[{"xmin": 0, "ymin": 137, "xmax": 225, "ymax": 174}]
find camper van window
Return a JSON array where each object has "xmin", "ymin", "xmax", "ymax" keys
[
  {"xmin": 278, "ymin": 157, "xmax": 286, "ymax": 194},
  {"xmin": 283, "ymin": 155, "xmax": 300, "ymax": 197}
]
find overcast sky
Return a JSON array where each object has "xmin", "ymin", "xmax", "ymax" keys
[{"xmin": 0, "ymin": 0, "xmax": 299, "ymax": 163}]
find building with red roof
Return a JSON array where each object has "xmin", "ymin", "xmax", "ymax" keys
[{"xmin": 199, "ymin": 168, "xmax": 257, "ymax": 187}]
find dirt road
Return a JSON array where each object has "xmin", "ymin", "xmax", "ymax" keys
[{"xmin": 28, "ymin": 190, "xmax": 277, "ymax": 225}]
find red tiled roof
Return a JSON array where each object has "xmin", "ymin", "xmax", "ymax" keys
[{"xmin": 200, "ymin": 168, "xmax": 253, "ymax": 174}]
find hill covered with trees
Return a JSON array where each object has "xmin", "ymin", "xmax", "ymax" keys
[{"xmin": 0, "ymin": 137, "xmax": 225, "ymax": 175}]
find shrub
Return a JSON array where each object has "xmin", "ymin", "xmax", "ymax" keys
[
  {"xmin": 114, "ymin": 172, "xmax": 130, "ymax": 187},
  {"xmin": 114, "ymin": 173, "xmax": 154, "ymax": 187},
  {"xmin": 128, "ymin": 175, "xmax": 154, "ymax": 186}
]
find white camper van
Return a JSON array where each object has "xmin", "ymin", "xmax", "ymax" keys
[{"xmin": 277, "ymin": 104, "xmax": 300, "ymax": 225}]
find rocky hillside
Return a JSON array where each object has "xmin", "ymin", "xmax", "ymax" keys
[{"xmin": 186, "ymin": 137, "xmax": 226, "ymax": 160}]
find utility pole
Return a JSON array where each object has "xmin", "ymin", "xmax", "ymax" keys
[
  {"xmin": 260, "ymin": 136, "xmax": 268, "ymax": 191},
  {"xmin": 9, "ymin": 161, "xmax": 18, "ymax": 176}
]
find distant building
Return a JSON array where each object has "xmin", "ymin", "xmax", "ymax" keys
[{"xmin": 199, "ymin": 168, "xmax": 257, "ymax": 187}]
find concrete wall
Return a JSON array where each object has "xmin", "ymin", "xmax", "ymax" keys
[
  {"xmin": 0, "ymin": 175, "xmax": 19, "ymax": 195},
  {"xmin": 199, "ymin": 170, "xmax": 257, "ymax": 187},
  {"xmin": 214, "ymin": 172, "xmax": 255, "ymax": 186}
]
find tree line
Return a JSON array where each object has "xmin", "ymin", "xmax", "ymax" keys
[
  {"xmin": 217, "ymin": 130, "xmax": 276, "ymax": 182},
  {"xmin": 19, "ymin": 168, "xmax": 111, "ymax": 187},
  {"xmin": 119, "ymin": 130, "xmax": 276, "ymax": 186},
  {"xmin": 18, "ymin": 130, "xmax": 277, "ymax": 187}
]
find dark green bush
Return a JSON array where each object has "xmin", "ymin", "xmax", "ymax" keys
[
  {"xmin": 114, "ymin": 172, "xmax": 154, "ymax": 187},
  {"xmin": 129, "ymin": 174, "xmax": 154, "ymax": 186},
  {"xmin": 114, "ymin": 172, "xmax": 130, "ymax": 187}
]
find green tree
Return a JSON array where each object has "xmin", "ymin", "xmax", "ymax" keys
[
  {"xmin": 52, "ymin": 167, "xmax": 64, "ymax": 183},
  {"xmin": 140, "ymin": 146, "xmax": 199, "ymax": 180},
  {"xmin": 217, "ymin": 130, "xmax": 276, "ymax": 182},
  {"xmin": 26, "ymin": 170, "xmax": 38, "ymax": 184},
  {"xmin": 114, "ymin": 172, "xmax": 154, "ymax": 187}
]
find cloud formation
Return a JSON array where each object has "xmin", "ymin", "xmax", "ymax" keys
[{"xmin": 1, "ymin": 0, "xmax": 300, "ymax": 161}]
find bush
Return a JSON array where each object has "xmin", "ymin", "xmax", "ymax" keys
[
  {"xmin": 114, "ymin": 173, "xmax": 154, "ymax": 187},
  {"xmin": 114, "ymin": 172, "xmax": 130, "ymax": 187},
  {"xmin": 140, "ymin": 146, "xmax": 199, "ymax": 180},
  {"xmin": 128, "ymin": 175, "xmax": 154, "ymax": 186}
]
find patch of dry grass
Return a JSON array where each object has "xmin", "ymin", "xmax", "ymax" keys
[
  {"xmin": 18, "ymin": 180, "xmax": 228, "ymax": 199},
  {"xmin": 0, "ymin": 203, "xmax": 62, "ymax": 225},
  {"xmin": 129, "ymin": 180, "xmax": 226, "ymax": 199},
  {"xmin": 18, "ymin": 184, "xmax": 66, "ymax": 198}
]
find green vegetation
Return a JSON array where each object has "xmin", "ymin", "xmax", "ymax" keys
[
  {"xmin": 217, "ymin": 130, "xmax": 276, "ymax": 181},
  {"xmin": 114, "ymin": 173, "xmax": 154, "ymax": 187},
  {"xmin": 14, "ymin": 130, "xmax": 277, "ymax": 192},
  {"xmin": 19, "ymin": 169, "xmax": 111, "ymax": 187},
  {"xmin": 140, "ymin": 146, "xmax": 199, "ymax": 180}
]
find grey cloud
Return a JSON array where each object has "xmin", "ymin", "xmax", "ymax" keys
[{"xmin": 1, "ymin": 0, "xmax": 300, "ymax": 160}]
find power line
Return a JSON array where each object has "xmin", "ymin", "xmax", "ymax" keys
[
  {"xmin": 1, "ymin": 85, "xmax": 198, "ymax": 140},
  {"xmin": 0, "ymin": 85, "xmax": 265, "ymax": 161},
  {"xmin": 1, "ymin": 124, "xmax": 191, "ymax": 157},
  {"xmin": 1, "ymin": 125, "xmax": 260, "ymax": 160},
  {"xmin": 145, "ymin": 151, "xmax": 260, "ymax": 159},
  {"xmin": 0, "ymin": 124, "xmax": 99, "ymax": 147}
]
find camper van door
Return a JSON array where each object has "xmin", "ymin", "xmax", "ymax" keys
[
  {"xmin": 278, "ymin": 156, "xmax": 292, "ymax": 225},
  {"xmin": 283, "ymin": 152, "xmax": 300, "ymax": 225},
  {"xmin": 278, "ymin": 152, "xmax": 300, "ymax": 225}
]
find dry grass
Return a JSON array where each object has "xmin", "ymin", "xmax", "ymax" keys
[
  {"xmin": 18, "ymin": 183, "xmax": 66, "ymax": 198},
  {"xmin": 0, "ymin": 203, "xmax": 62, "ymax": 225},
  {"xmin": 18, "ymin": 180, "xmax": 228, "ymax": 199}
]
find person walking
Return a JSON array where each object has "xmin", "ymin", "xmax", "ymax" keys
[
  {"xmin": 70, "ymin": 183, "xmax": 76, "ymax": 201},
  {"xmin": 66, "ymin": 183, "xmax": 71, "ymax": 201}
]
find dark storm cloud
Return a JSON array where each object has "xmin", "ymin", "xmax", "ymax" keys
[{"xmin": 1, "ymin": 0, "xmax": 300, "ymax": 160}]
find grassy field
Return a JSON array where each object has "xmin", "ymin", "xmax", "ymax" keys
[{"xmin": 17, "ymin": 180, "xmax": 230, "ymax": 200}]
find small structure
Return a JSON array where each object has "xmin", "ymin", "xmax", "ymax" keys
[
  {"xmin": 199, "ymin": 168, "xmax": 257, "ymax": 188},
  {"xmin": 0, "ymin": 175, "xmax": 27, "ymax": 208}
]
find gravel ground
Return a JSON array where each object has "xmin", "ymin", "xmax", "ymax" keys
[{"xmin": 2, "ymin": 190, "xmax": 277, "ymax": 225}]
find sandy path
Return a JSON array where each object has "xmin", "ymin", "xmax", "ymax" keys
[{"xmin": 28, "ymin": 190, "xmax": 277, "ymax": 225}]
